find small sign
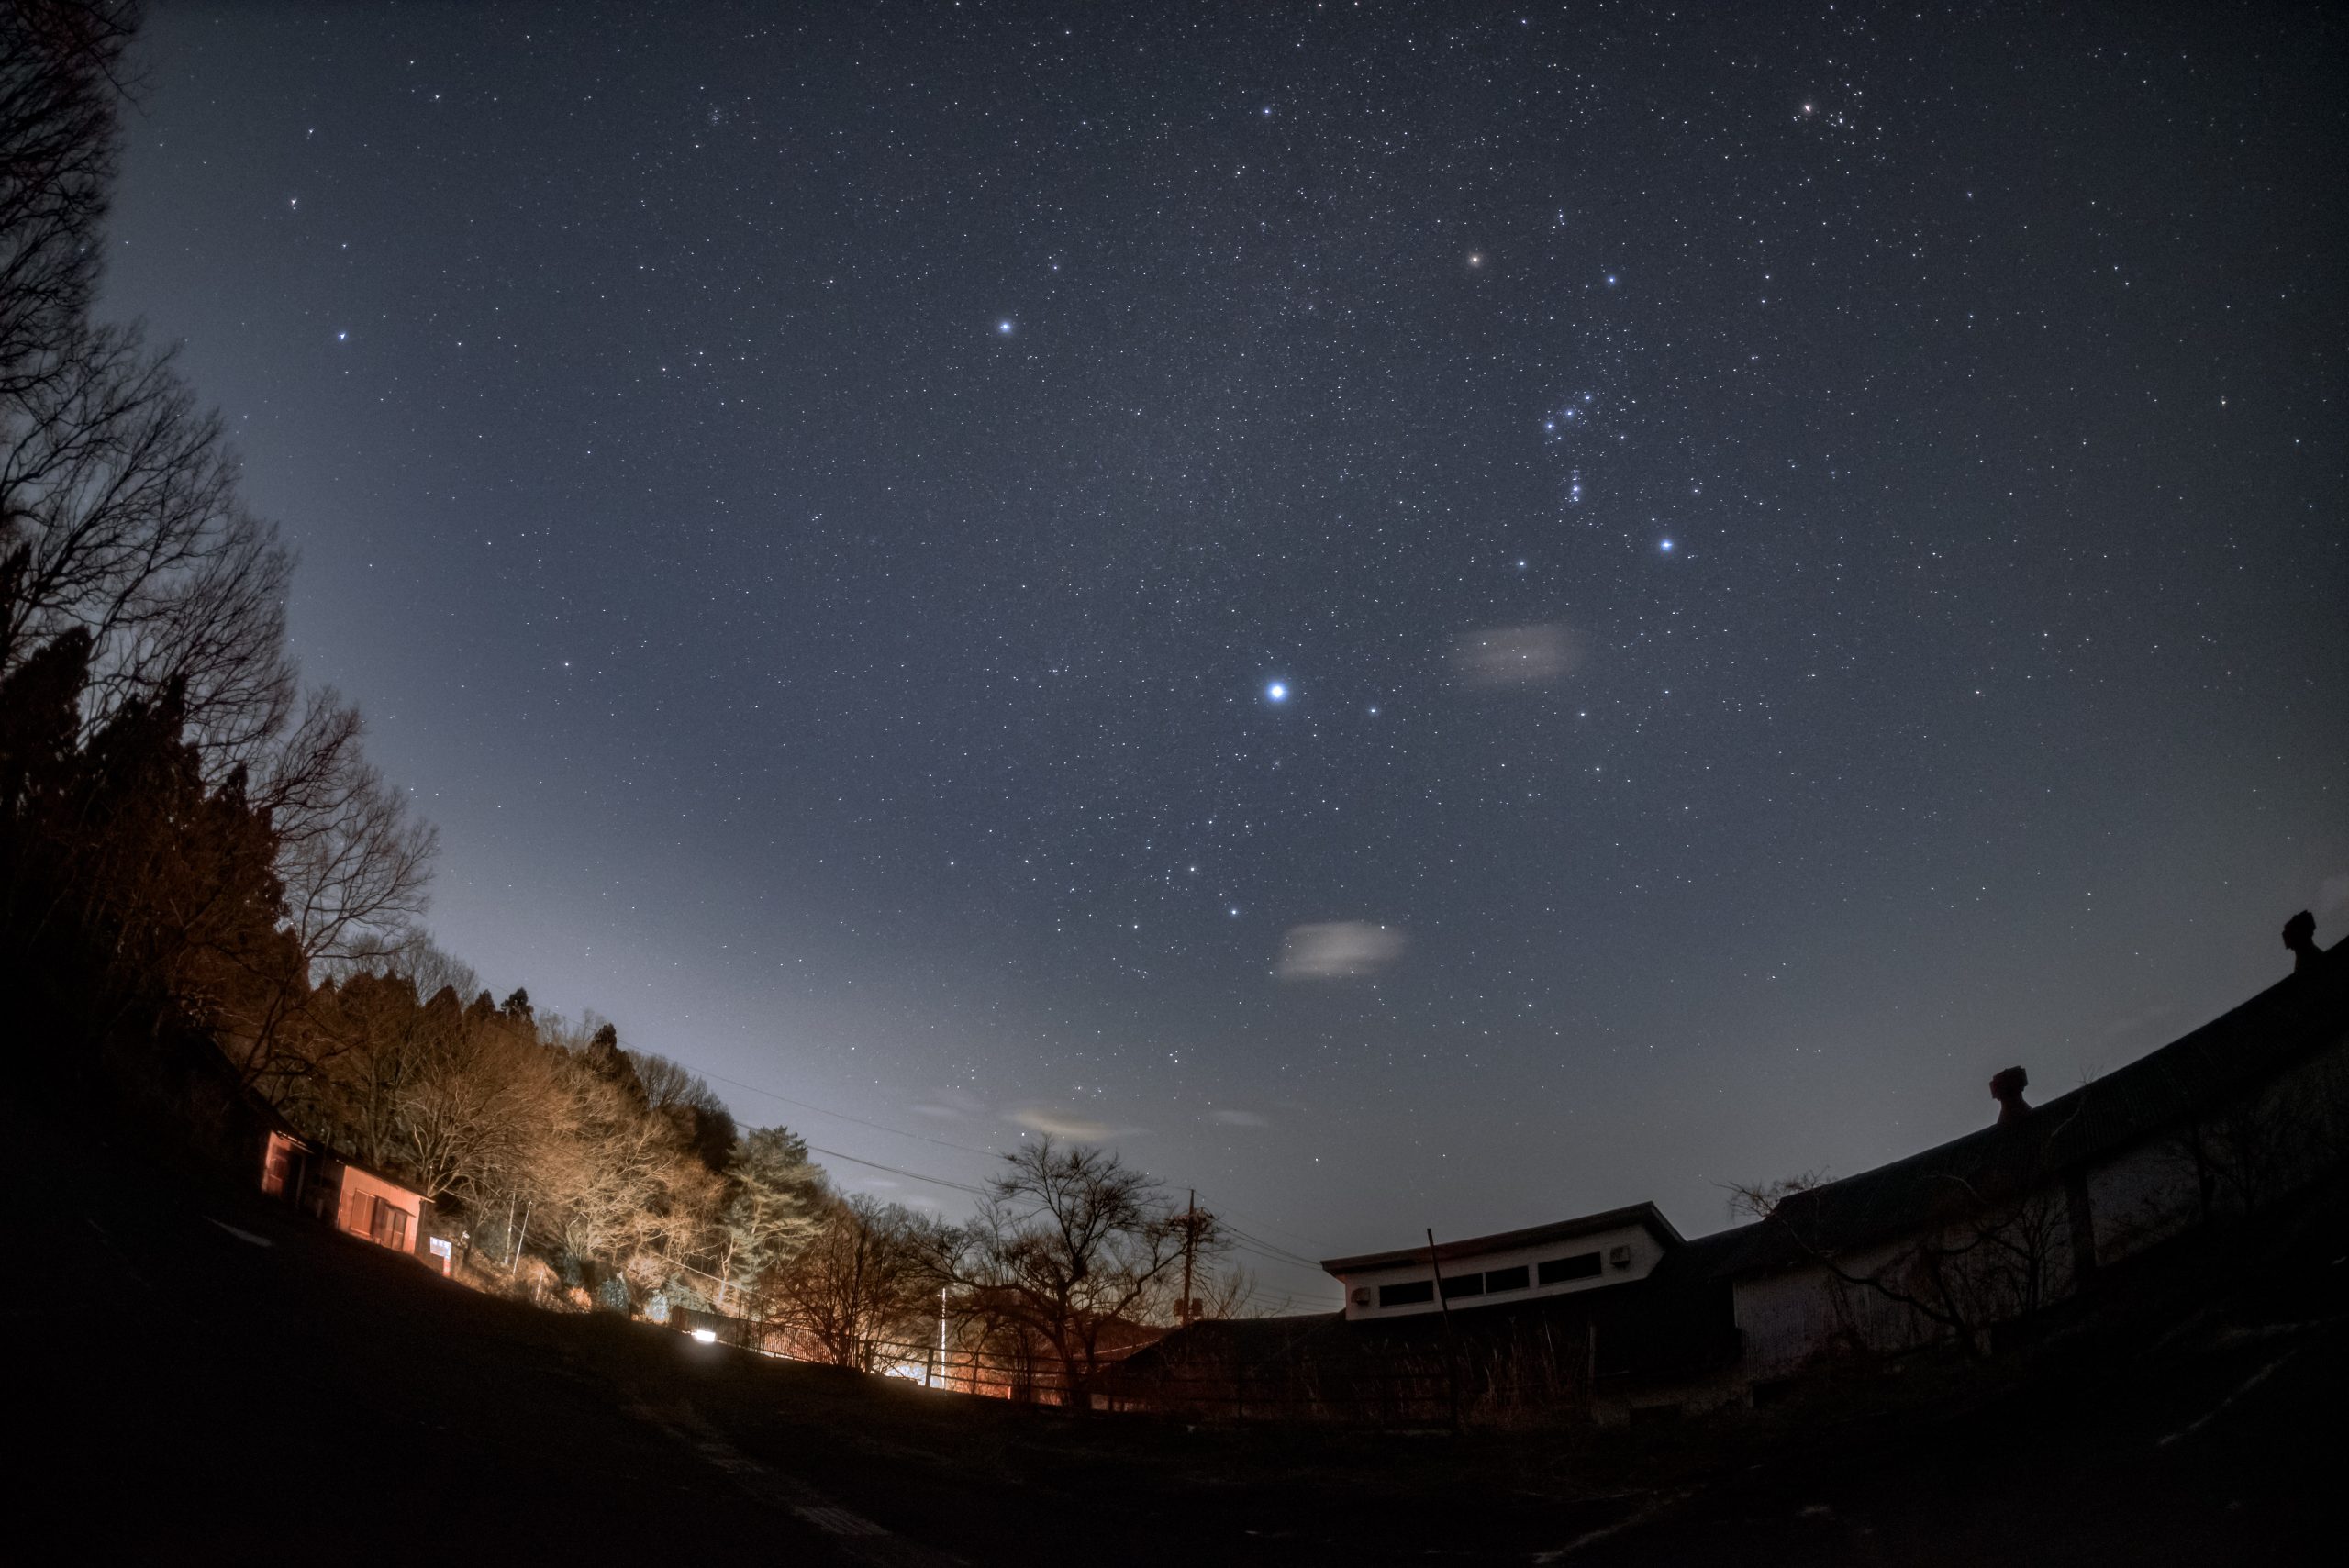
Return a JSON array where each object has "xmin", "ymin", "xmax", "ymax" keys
[{"xmin": 429, "ymin": 1237, "xmax": 453, "ymax": 1258}]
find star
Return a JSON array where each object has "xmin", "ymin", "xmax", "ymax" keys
[
  {"xmin": 996, "ymin": 319, "xmax": 1015, "ymax": 335},
  {"xmin": 1660, "ymin": 539, "xmax": 1674, "ymax": 553},
  {"xmin": 1265, "ymin": 681, "xmax": 1289, "ymax": 704}
]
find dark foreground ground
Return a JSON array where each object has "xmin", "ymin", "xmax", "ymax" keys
[{"xmin": 6, "ymin": 1094, "xmax": 2343, "ymax": 1565}]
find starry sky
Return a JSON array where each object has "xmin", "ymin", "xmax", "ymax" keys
[{"xmin": 104, "ymin": 2, "xmax": 2346, "ymax": 1310}]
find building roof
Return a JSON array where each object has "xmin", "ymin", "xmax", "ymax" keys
[
  {"xmin": 1690, "ymin": 939, "xmax": 2348, "ymax": 1277},
  {"xmin": 1320, "ymin": 1201, "xmax": 1684, "ymax": 1275},
  {"xmin": 271, "ymin": 1129, "xmax": 429, "ymax": 1204},
  {"xmin": 1312, "ymin": 939, "xmax": 2342, "ymax": 1295}
]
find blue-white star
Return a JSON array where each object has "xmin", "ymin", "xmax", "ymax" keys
[{"xmin": 1265, "ymin": 681, "xmax": 1289, "ymax": 704}]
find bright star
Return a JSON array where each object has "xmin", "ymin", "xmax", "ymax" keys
[
  {"xmin": 1265, "ymin": 681, "xmax": 1288, "ymax": 704},
  {"xmin": 997, "ymin": 319, "xmax": 1014, "ymax": 335},
  {"xmin": 1660, "ymin": 539, "xmax": 1674, "ymax": 552}
]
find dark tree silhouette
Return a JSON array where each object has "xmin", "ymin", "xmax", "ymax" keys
[{"xmin": 922, "ymin": 1137, "xmax": 1221, "ymax": 1410}]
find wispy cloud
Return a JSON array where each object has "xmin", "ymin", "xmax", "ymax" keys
[
  {"xmin": 1277, "ymin": 920, "xmax": 1408, "ymax": 980},
  {"xmin": 909, "ymin": 1087, "xmax": 987, "ymax": 1120},
  {"xmin": 1209, "ymin": 1109, "xmax": 1269, "ymax": 1128},
  {"xmin": 1452, "ymin": 621, "xmax": 1580, "ymax": 687},
  {"xmin": 1008, "ymin": 1106, "xmax": 1119, "ymax": 1140}
]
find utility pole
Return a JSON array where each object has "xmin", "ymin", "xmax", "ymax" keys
[
  {"xmin": 1427, "ymin": 1228, "xmax": 1460, "ymax": 1432},
  {"xmin": 933, "ymin": 1285, "xmax": 948, "ymax": 1390},
  {"xmin": 1179, "ymin": 1190, "xmax": 1197, "ymax": 1327}
]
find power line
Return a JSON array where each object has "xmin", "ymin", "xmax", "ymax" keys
[
  {"xmin": 696, "ymin": 1066, "xmax": 1002, "ymax": 1159},
  {"xmin": 1195, "ymin": 1196, "xmax": 1332, "ymax": 1263},
  {"xmin": 679, "ymin": 1062, "xmax": 1341, "ymax": 1285},
  {"xmin": 797, "ymin": 1151, "xmax": 1329, "ymax": 1287},
  {"xmin": 1222, "ymin": 1224, "xmax": 1324, "ymax": 1269},
  {"xmin": 803, "ymin": 1144, "xmax": 987, "ymax": 1196}
]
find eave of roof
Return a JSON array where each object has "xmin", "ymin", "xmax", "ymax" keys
[
  {"xmin": 1320, "ymin": 1201, "xmax": 1684, "ymax": 1275},
  {"xmin": 1686, "ymin": 941, "xmax": 2347, "ymax": 1276}
]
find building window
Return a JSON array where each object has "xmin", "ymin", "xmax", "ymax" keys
[
  {"xmin": 1377, "ymin": 1280, "xmax": 1434, "ymax": 1307},
  {"xmin": 1440, "ymin": 1272, "xmax": 1485, "ymax": 1299},
  {"xmin": 1538, "ymin": 1251, "xmax": 1601, "ymax": 1285},
  {"xmin": 1484, "ymin": 1264, "xmax": 1530, "ymax": 1294}
]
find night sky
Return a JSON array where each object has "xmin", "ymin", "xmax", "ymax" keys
[{"xmin": 104, "ymin": 2, "xmax": 2346, "ymax": 1310}]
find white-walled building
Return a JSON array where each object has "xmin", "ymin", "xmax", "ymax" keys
[
  {"xmin": 1320, "ymin": 1204, "xmax": 1680, "ymax": 1323},
  {"xmin": 1247, "ymin": 920, "xmax": 2349, "ymax": 1425}
]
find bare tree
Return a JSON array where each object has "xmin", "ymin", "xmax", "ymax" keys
[
  {"xmin": 3, "ymin": 1, "xmax": 429, "ymax": 1068},
  {"xmin": 3, "ymin": 2, "xmax": 290, "ymax": 768},
  {"xmin": 390, "ymin": 1002, "xmax": 563, "ymax": 1208},
  {"xmin": 629, "ymin": 1051, "xmax": 704, "ymax": 1115},
  {"xmin": 925, "ymin": 1137, "xmax": 1217, "ymax": 1410},
  {"xmin": 204, "ymin": 692, "xmax": 436, "ymax": 1084},
  {"xmin": 0, "ymin": 0, "xmax": 137, "ymax": 407},
  {"xmin": 532, "ymin": 1044, "xmax": 723, "ymax": 1307},
  {"xmin": 255, "ymin": 691, "xmax": 436, "ymax": 963},
  {"xmin": 625, "ymin": 1047, "xmax": 738, "ymax": 1169},
  {"xmin": 764, "ymin": 1195, "xmax": 933, "ymax": 1371},
  {"xmin": 2165, "ymin": 1066, "xmax": 2349, "ymax": 1231},
  {"xmin": 277, "ymin": 964, "xmax": 471, "ymax": 1175},
  {"xmin": 3, "ymin": 323, "xmax": 297, "ymax": 765},
  {"xmin": 1729, "ymin": 1163, "xmax": 2072, "ymax": 1361}
]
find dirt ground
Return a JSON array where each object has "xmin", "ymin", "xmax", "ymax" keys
[{"xmin": 7, "ymin": 1094, "xmax": 2342, "ymax": 1564}]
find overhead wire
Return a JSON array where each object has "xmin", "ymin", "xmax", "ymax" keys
[
  {"xmin": 678, "ymin": 1061, "xmax": 1343, "ymax": 1298},
  {"xmin": 803, "ymin": 1144, "xmax": 988, "ymax": 1195},
  {"xmin": 696, "ymin": 1066, "xmax": 1002, "ymax": 1159},
  {"xmin": 1221, "ymin": 1224, "xmax": 1324, "ymax": 1269}
]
